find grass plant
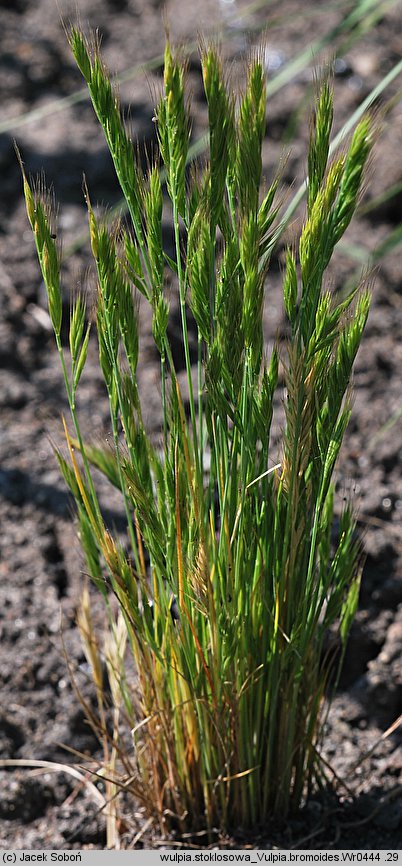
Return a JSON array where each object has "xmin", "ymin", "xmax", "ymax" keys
[{"xmin": 20, "ymin": 28, "xmax": 374, "ymax": 838}]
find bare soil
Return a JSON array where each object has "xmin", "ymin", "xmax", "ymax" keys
[{"xmin": 0, "ymin": 0, "xmax": 401, "ymax": 850}]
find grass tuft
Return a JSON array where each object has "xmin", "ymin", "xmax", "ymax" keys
[{"xmin": 20, "ymin": 30, "xmax": 374, "ymax": 839}]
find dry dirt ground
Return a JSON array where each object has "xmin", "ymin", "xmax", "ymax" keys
[{"xmin": 0, "ymin": 0, "xmax": 402, "ymax": 850}]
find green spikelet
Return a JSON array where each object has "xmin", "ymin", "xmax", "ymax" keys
[
  {"xmin": 237, "ymin": 57, "xmax": 266, "ymax": 217},
  {"xmin": 307, "ymin": 78, "xmax": 334, "ymax": 212},
  {"xmin": 144, "ymin": 164, "xmax": 164, "ymax": 294},
  {"xmin": 160, "ymin": 41, "xmax": 190, "ymax": 219},
  {"xmin": 201, "ymin": 45, "xmax": 235, "ymax": 231}
]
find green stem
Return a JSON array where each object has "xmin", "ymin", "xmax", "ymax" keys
[
  {"xmin": 197, "ymin": 333, "xmax": 204, "ymax": 479},
  {"xmin": 279, "ymin": 351, "xmax": 306, "ymax": 600},
  {"xmin": 234, "ymin": 349, "xmax": 251, "ymax": 592},
  {"xmin": 172, "ymin": 196, "xmax": 201, "ymax": 488},
  {"xmin": 56, "ymin": 337, "xmax": 102, "ymax": 528},
  {"xmin": 108, "ymin": 407, "xmax": 142, "ymax": 581},
  {"xmin": 96, "ymin": 308, "xmax": 141, "ymax": 575}
]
